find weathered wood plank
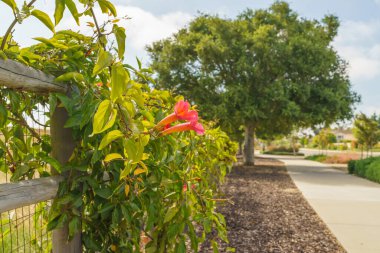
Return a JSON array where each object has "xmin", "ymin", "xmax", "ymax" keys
[
  {"xmin": 0, "ymin": 176, "xmax": 62, "ymax": 213},
  {"xmin": 0, "ymin": 59, "xmax": 67, "ymax": 93}
]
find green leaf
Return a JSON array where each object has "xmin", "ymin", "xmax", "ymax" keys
[
  {"xmin": 54, "ymin": 0, "xmax": 65, "ymax": 25},
  {"xmin": 111, "ymin": 63, "xmax": 129, "ymax": 102},
  {"xmin": 140, "ymin": 110, "xmax": 154, "ymax": 123},
  {"xmin": 0, "ymin": 103, "xmax": 7, "ymax": 127},
  {"xmin": 65, "ymin": 0, "xmax": 80, "ymax": 25},
  {"xmin": 124, "ymin": 139, "xmax": 143, "ymax": 163},
  {"xmin": 0, "ymin": 51, "xmax": 7, "ymax": 60},
  {"xmin": 68, "ymin": 216, "xmax": 81, "ymax": 238},
  {"xmin": 1, "ymin": 0, "xmax": 17, "ymax": 11},
  {"xmin": 47, "ymin": 214, "xmax": 67, "ymax": 231},
  {"xmin": 98, "ymin": 0, "xmax": 117, "ymax": 16},
  {"xmin": 64, "ymin": 113, "xmax": 81, "ymax": 128},
  {"xmin": 92, "ymin": 48, "xmax": 113, "ymax": 76},
  {"xmin": 31, "ymin": 10, "xmax": 55, "ymax": 33},
  {"xmin": 164, "ymin": 205, "xmax": 179, "ymax": 223},
  {"xmin": 113, "ymin": 25, "xmax": 126, "ymax": 59},
  {"xmin": 98, "ymin": 130, "xmax": 124, "ymax": 150},
  {"xmin": 38, "ymin": 153, "xmax": 62, "ymax": 173},
  {"xmin": 176, "ymin": 238, "xmax": 186, "ymax": 253},
  {"xmin": 95, "ymin": 189, "xmax": 113, "ymax": 199},
  {"xmin": 91, "ymin": 99, "xmax": 117, "ymax": 135},
  {"xmin": 129, "ymin": 88, "xmax": 145, "ymax": 107},
  {"xmin": 104, "ymin": 153, "xmax": 123, "ymax": 162},
  {"xmin": 11, "ymin": 165, "xmax": 29, "ymax": 181},
  {"xmin": 212, "ymin": 240, "xmax": 219, "ymax": 253},
  {"xmin": 55, "ymin": 72, "xmax": 84, "ymax": 83},
  {"xmin": 33, "ymin": 37, "xmax": 68, "ymax": 49},
  {"xmin": 136, "ymin": 57, "xmax": 142, "ymax": 69}
]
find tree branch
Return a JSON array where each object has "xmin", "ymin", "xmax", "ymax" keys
[
  {"xmin": 8, "ymin": 116, "xmax": 43, "ymax": 143},
  {"xmin": 90, "ymin": 7, "xmax": 106, "ymax": 50},
  {"xmin": 0, "ymin": 0, "xmax": 38, "ymax": 51}
]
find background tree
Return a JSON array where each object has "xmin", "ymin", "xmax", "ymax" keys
[
  {"xmin": 353, "ymin": 113, "xmax": 380, "ymax": 157},
  {"xmin": 147, "ymin": 1, "xmax": 359, "ymax": 165}
]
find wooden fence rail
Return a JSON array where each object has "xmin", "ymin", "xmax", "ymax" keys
[
  {"xmin": 0, "ymin": 59, "xmax": 67, "ymax": 93},
  {"xmin": 0, "ymin": 176, "xmax": 62, "ymax": 213}
]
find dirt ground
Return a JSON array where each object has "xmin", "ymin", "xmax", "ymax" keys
[{"xmin": 201, "ymin": 157, "xmax": 346, "ymax": 253}]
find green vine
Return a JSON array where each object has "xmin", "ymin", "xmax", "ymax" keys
[{"xmin": 0, "ymin": 0, "xmax": 237, "ymax": 252}]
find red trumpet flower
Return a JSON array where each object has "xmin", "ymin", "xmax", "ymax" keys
[
  {"xmin": 160, "ymin": 121, "xmax": 205, "ymax": 136},
  {"xmin": 156, "ymin": 100, "xmax": 198, "ymax": 128}
]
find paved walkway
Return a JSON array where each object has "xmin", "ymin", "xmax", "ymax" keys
[{"xmin": 262, "ymin": 155, "xmax": 380, "ymax": 253}]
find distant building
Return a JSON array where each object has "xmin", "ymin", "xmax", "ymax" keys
[{"xmin": 331, "ymin": 128, "xmax": 356, "ymax": 142}]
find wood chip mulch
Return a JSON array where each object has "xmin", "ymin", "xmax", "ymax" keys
[{"xmin": 201, "ymin": 157, "xmax": 346, "ymax": 253}]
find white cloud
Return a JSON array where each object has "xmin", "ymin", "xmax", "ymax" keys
[
  {"xmin": 356, "ymin": 105, "xmax": 380, "ymax": 115},
  {"xmin": 335, "ymin": 20, "xmax": 378, "ymax": 43},
  {"xmin": 334, "ymin": 20, "xmax": 380, "ymax": 82},
  {"xmin": 57, "ymin": 5, "xmax": 193, "ymax": 65},
  {"xmin": 1, "ymin": 4, "xmax": 192, "ymax": 66},
  {"xmin": 123, "ymin": 7, "xmax": 192, "ymax": 52}
]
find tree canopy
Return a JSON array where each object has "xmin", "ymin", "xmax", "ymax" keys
[
  {"xmin": 353, "ymin": 113, "xmax": 380, "ymax": 154},
  {"xmin": 147, "ymin": 1, "xmax": 360, "ymax": 164}
]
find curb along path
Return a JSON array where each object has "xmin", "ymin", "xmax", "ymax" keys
[{"xmin": 274, "ymin": 155, "xmax": 380, "ymax": 253}]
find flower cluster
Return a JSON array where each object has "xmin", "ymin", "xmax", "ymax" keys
[{"xmin": 156, "ymin": 100, "xmax": 205, "ymax": 135}]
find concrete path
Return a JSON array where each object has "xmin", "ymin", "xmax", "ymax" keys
[{"xmin": 263, "ymin": 155, "xmax": 380, "ymax": 253}]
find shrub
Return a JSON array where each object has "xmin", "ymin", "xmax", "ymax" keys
[
  {"xmin": 348, "ymin": 160, "xmax": 356, "ymax": 174},
  {"xmin": 365, "ymin": 160, "xmax": 380, "ymax": 183},
  {"xmin": 267, "ymin": 145, "xmax": 299, "ymax": 153},
  {"xmin": 354, "ymin": 157, "xmax": 377, "ymax": 177},
  {"xmin": 350, "ymin": 157, "xmax": 380, "ymax": 184}
]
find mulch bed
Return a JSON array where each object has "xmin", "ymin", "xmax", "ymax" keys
[{"xmin": 201, "ymin": 157, "xmax": 346, "ymax": 253}]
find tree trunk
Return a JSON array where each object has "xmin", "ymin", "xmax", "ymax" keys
[
  {"xmin": 361, "ymin": 145, "xmax": 363, "ymax": 159},
  {"xmin": 238, "ymin": 140, "xmax": 243, "ymax": 155},
  {"xmin": 243, "ymin": 124, "xmax": 255, "ymax": 166}
]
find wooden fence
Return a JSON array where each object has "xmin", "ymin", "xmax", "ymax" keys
[{"xmin": 0, "ymin": 59, "xmax": 81, "ymax": 252}]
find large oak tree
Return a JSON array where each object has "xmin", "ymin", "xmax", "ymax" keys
[{"xmin": 147, "ymin": 2, "xmax": 359, "ymax": 165}]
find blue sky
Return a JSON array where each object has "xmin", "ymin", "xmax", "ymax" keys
[{"xmin": 1, "ymin": 0, "xmax": 379, "ymax": 116}]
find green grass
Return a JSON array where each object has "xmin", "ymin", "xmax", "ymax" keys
[
  {"xmin": 305, "ymin": 154, "xmax": 327, "ymax": 162},
  {"xmin": 263, "ymin": 151, "xmax": 304, "ymax": 156},
  {"xmin": 0, "ymin": 204, "xmax": 51, "ymax": 253}
]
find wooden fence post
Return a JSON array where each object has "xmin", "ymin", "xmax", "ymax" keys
[{"xmin": 51, "ymin": 102, "xmax": 82, "ymax": 253}]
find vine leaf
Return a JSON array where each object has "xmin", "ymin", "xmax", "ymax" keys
[
  {"xmin": 133, "ymin": 167, "xmax": 147, "ymax": 176},
  {"xmin": 55, "ymin": 72, "xmax": 84, "ymax": 83},
  {"xmin": 113, "ymin": 25, "xmax": 126, "ymax": 59},
  {"xmin": 65, "ymin": 0, "xmax": 80, "ymax": 25},
  {"xmin": 124, "ymin": 139, "xmax": 144, "ymax": 163},
  {"xmin": 1, "ymin": 0, "xmax": 17, "ymax": 12},
  {"xmin": 54, "ymin": 0, "xmax": 65, "ymax": 25},
  {"xmin": 92, "ymin": 99, "xmax": 117, "ymax": 135},
  {"xmin": 38, "ymin": 153, "xmax": 62, "ymax": 173},
  {"xmin": 98, "ymin": 130, "xmax": 124, "ymax": 150},
  {"xmin": 104, "ymin": 153, "xmax": 123, "ymax": 162},
  {"xmin": 92, "ymin": 48, "xmax": 113, "ymax": 76},
  {"xmin": 0, "ymin": 103, "xmax": 7, "ymax": 127},
  {"xmin": 31, "ymin": 10, "xmax": 55, "ymax": 33},
  {"xmin": 98, "ymin": 0, "xmax": 117, "ymax": 17},
  {"xmin": 124, "ymin": 185, "xmax": 130, "ymax": 196},
  {"xmin": 111, "ymin": 63, "xmax": 129, "ymax": 102},
  {"xmin": 164, "ymin": 205, "xmax": 179, "ymax": 223}
]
